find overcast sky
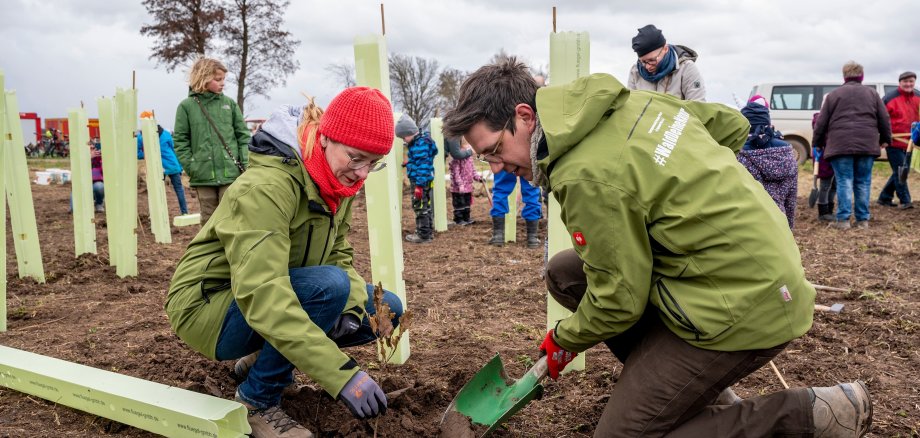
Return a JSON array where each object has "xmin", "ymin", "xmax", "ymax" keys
[{"xmin": 1, "ymin": 0, "xmax": 917, "ymax": 139}]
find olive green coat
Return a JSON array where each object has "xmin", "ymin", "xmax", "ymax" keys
[
  {"xmin": 166, "ymin": 146, "xmax": 367, "ymax": 397},
  {"xmin": 537, "ymin": 74, "xmax": 815, "ymax": 353}
]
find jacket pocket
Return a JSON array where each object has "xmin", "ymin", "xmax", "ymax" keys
[
  {"xmin": 655, "ymin": 279, "xmax": 702, "ymax": 337},
  {"xmin": 652, "ymin": 278, "xmax": 734, "ymax": 343},
  {"xmin": 190, "ymin": 143, "xmax": 216, "ymax": 181}
]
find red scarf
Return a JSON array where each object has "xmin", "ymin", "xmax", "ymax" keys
[{"xmin": 302, "ymin": 130, "xmax": 363, "ymax": 213}]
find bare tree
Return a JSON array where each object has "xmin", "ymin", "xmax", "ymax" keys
[
  {"xmin": 220, "ymin": 0, "xmax": 300, "ymax": 115},
  {"xmin": 325, "ymin": 62, "xmax": 357, "ymax": 89},
  {"xmin": 389, "ymin": 54, "xmax": 440, "ymax": 129},
  {"xmin": 489, "ymin": 48, "xmax": 513, "ymax": 64},
  {"xmin": 437, "ymin": 67, "xmax": 467, "ymax": 115},
  {"xmin": 140, "ymin": 0, "xmax": 225, "ymax": 72},
  {"xmin": 490, "ymin": 49, "xmax": 549, "ymax": 85}
]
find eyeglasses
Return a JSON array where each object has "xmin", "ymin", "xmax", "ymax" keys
[
  {"xmin": 345, "ymin": 152, "xmax": 387, "ymax": 172},
  {"xmin": 639, "ymin": 46, "xmax": 666, "ymax": 67},
  {"xmin": 476, "ymin": 118, "xmax": 512, "ymax": 164},
  {"xmin": 326, "ymin": 138, "xmax": 387, "ymax": 172}
]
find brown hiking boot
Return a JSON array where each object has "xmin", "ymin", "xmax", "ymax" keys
[
  {"xmin": 245, "ymin": 405, "xmax": 313, "ymax": 438},
  {"xmin": 234, "ymin": 351, "xmax": 300, "ymax": 399},
  {"xmin": 233, "ymin": 351, "xmax": 260, "ymax": 381},
  {"xmin": 811, "ymin": 381, "xmax": 872, "ymax": 437}
]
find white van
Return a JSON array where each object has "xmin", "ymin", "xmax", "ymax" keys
[{"xmin": 748, "ymin": 82, "xmax": 899, "ymax": 164}]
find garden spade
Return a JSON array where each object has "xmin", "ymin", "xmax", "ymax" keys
[
  {"xmin": 808, "ymin": 152, "xmax": 820, "ymax": 208},
  {"xmin": 441, "ymin": 355, "xmax": 548, "ymax": 437},
  {"xmin": 897, "ymin": 140, "xmax": 913, "ymax": 184}
]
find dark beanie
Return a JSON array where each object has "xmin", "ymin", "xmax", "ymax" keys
[
  {"xmin": 741, "ymin": 102, "xmax": 771, "ymax": 130},
  {"xmin": 632, "ymin": 25, "xmax": 666, "ymax": 56}
]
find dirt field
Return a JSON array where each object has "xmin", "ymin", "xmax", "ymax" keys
[{"xmin": 2, "ymin": 164, "xmax": 919, "ymax": 437}]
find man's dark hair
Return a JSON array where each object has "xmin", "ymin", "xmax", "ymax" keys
[{"xmin": 442, "ymin": 56, "xmax": 538, "ymax": 139}]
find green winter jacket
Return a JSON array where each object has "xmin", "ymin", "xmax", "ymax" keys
[
  {"xmin": 166, "ymin": 124, "xmax": 368, "ymax": 397},
  {"xmin": 173, "ymin": 90, "xmax": 251, "ymax": 186},
  {"xmin": 537, "ymin": 74, "xmax": 815, "ymax": 353}
]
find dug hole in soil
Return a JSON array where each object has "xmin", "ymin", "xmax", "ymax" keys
[{"xmin": 2, "ymin": 167, "xmax": 919, "ymax": 437}]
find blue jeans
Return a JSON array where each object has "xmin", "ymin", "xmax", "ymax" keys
[
  {"xmin": 829, "ymin": 155, "xmax": 875, "ymax": 222},
  {"xmin": 878, "ymin": 147, "xmax": 911, "ymax": 205},
  {"xmin": 490, "ymin": 170, "xmax": 543, "ymax": 221},
  {"xmin": 167, "ymin": 173, "xmax": 189, "ymax": 214},
  {"xmin": 214, "ymin": 265, "xmax": 403, "ymax": 409},
  {"xmin": 69, "ymin": 181, "xmax": 105, "ymax": 211}
]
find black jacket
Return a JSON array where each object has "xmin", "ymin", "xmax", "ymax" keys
[{"xmin": 813, "ymin": 81, "xmax": 892, "ymax": 160}]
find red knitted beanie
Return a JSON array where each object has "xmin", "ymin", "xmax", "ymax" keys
[{"xmin": 319, "ymin": 87, "xmax": 394, "ymax": 155}]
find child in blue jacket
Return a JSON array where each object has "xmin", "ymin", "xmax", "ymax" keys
[
  {"xmin": 138, "ymin": 124, "xmax": 189, "ymax": 215},
  {"xmin": 396, "ymin": 115, "xmax": 438, "ymax": 243}
]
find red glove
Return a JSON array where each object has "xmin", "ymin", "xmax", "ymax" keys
[
  {"xmin": 539, "ymin": 329, "xmax": 577, "ymax": 380},
  {"xmin": 413, "ymin": 186, "xmax": 423, "ymax": 201}
]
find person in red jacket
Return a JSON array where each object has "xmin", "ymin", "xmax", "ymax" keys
[{"xmin": 879, "ymin": 71, "xmax": 919, "ymax": 209}]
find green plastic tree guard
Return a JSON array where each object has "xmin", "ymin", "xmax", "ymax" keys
[
  {"xmin": 354, "ymin": 34, "xmax": 409, "ymax": 364},
  {"xmin": 173, "ymin": 213, "xmax": 201, "ymax": 227},
  {"xmin": 97, "ymin": 97, "xmax": 119, "ymax": 266},
  {"xmin": 429, "ymin": 118, "xmax": 448, "ymax": 231},
  {"xmin": 116, "ymin": 88, "xmax": 138, "ymax": 277},
  {"xmin": 3, "ymin": 89, "xmax": 45, "ymax": 283},
  {"xmin": 68, "ymin": 108, "xmax": 97, "ymax": 256},
  {"xmin": 504, "ymin": 180, "xmax": 519, "ymax": 242},
  {"xmin": 0, "ymin": 345, "xmax": 250, "ymax": 437},
  {"xmin": 97, "ymin": 90, "xmax": 139, "ymax": 277},
  {"xmin": 547, "ymin": 30, "xmax": 590, "ymax": 372},
  {"xmin": 141, "ymin": 118, "xmax": 172, "ymax": 244},
  {"xmin": 0, "ymin": 69, "xmax": 7, "ymax": 332}
]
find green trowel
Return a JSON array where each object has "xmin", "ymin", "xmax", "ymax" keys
[{"xmin": 441, "ymin": 355, "xmax": 549, "ymax": 437}]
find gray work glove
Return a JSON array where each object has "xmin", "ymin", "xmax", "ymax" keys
[
  {"xmin": 338, "ymin": 371, "xmax": 387, "ymax": 419},
  {"xmin": 329, "ymin": 314, "xmax": 361, "ymax": 340}
]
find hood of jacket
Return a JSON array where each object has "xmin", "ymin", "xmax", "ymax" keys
[
  {"xmin": 535, "ymin": 73, "xmax": 631, "ymax": 170},
  {"xmin": 738, "ymin": 146, "xmax": 798, "ymax": 182},
  {"xmin": 247, "ymin": 105, "xmax": 310, "ymax": 185},
  {"xmin": 673, "ymin": 44, "xmax": 699, "ymax": 64},
  {"xmin": 187, "ymin": 89, "xmax": 223, "ymax": 101}
]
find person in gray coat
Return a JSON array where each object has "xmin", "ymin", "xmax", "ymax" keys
[
  {"xmin": 627, "ymin": 24, "xmax": 706, "ymax": 101},
  {"xmin": 813, "ymin": 61, "xmax": 892, "ymax": 230}
]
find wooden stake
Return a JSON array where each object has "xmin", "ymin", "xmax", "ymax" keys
[
  {"xmin": 769, "ymin": 360, "xmax": 789, "ymax": 389},
  {"xmin": 380, "ymin": 3, "xmax": 385, "ymax": 36},
  {"xmin": 132, "ymin": 70, "xmax": 136, "ymax": 89},
  {"xmin": 552, "ymin": 6, "xmax": 556, "ymax": 33},
  {"xmin": 813, "ymin": 284, "xmax": 850, "ymax": 293}
]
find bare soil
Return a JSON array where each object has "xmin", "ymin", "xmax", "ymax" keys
[{"xmin": 2, "ymin": 167, "xmax": 919, "ymax": 437}]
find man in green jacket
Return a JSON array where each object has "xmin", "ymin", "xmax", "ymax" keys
[
  {"xmin": 443, "ymin": 58, "xmax": 871, "ymax": 437},
  {"xmin": 173, "ymin": 57, "xmax": 251, "ymax": 224}
]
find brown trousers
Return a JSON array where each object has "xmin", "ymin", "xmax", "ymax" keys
[
  {"xmin": 545, "ymin": 249, "xmax": 814, "ymax": 437},
  {"xmin": 195, "ymin": 185, "xmax": 230, "ymax": 225}
]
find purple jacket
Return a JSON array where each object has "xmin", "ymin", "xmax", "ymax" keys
[
  {"xmin": 737, "ymin": 146, "xmax": 798, "ymax": 228},
  {"xmin": 91, "ymin": 155, "xmax": 103, "ymax": 183},
  {"xmin": 448, "ymin": 155, "xmax": 478, "ymax": 193}
]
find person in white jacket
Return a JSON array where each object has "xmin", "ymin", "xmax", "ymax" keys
[{"xmin": 627, "ymin": 24, "xmax": 706, "ymax": 101}]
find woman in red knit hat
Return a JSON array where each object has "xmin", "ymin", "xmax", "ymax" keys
[{"xmin": 166, "ymin": 87, "xmax": 401, "ymax": 438}]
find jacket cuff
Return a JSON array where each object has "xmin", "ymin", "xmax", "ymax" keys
[
  {"xmin": 342, "ymin": 305, "xmax": 365, "ymax": 321},
  {"xmin": 553, "ymin": 318, "xmax": 587, "ymax": 353}
]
